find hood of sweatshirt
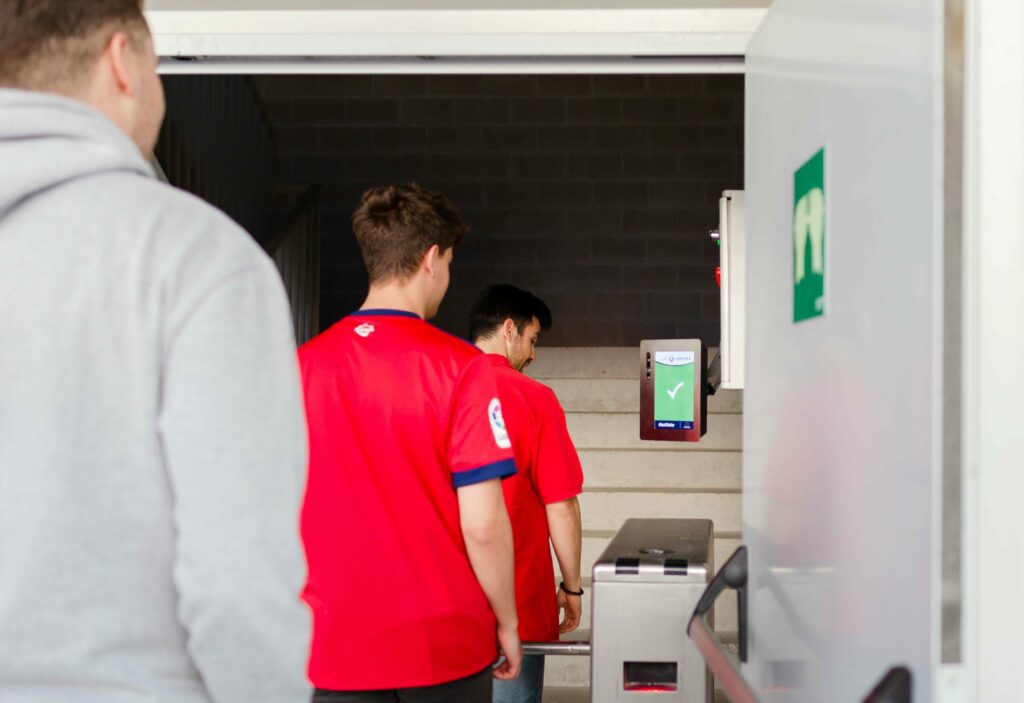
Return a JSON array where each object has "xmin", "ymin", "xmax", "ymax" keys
[{"xmin": 0, "ymin": 88, "xmax": 154, "ymax": 221}]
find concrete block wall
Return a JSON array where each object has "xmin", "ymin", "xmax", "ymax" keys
[
  {"xmin": 252, "ymin": 74, "xmax": 744, "ymax": 346},
  {"xmin": 526, "ymin": 347, "xmax": 742, "ymax": 692}
]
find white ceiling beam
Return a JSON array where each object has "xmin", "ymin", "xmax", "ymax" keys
[
  {"xmin": 146, "ymin": 2, "xmax": 767, "ymax": 69},
  {"xmin": 157, "ymin": 56, "xmax": 745, "ymax": 74}
]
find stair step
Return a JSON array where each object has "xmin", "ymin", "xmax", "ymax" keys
[
  {"xmin": 528, "ymin": 347, "xmax": 729, "ymax": 386},
  {"xmin": 527, "ymin": 347, "xmax": 642, "ymax": 380},
  {"xmin": 546, "ymin": 378, "xmax": 742, "ymax": 415},
  {"xmin": 566, "ymin": 412, "xmax": 742, "ymax": 451},
  {"xmin": 578, "ymin": 491, "xmax": 740, "ymax": 533},
  {"xmin": 579, "ymin": 450, "xmax": 740, "ymax": 491}
]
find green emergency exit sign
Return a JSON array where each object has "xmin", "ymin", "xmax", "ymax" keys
[{"xmin": 793, "ymin": 148, "xmax": 826, "ymax": 322}]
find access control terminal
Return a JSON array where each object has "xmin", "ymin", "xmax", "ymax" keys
[{"xmin": 639, "ymin": 339, "xmax": 708, "ymax": 442}]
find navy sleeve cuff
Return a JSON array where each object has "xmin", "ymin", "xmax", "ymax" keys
[{"xmin": 452, "ymin": 458, "xmax": 518, "ymax": 488}]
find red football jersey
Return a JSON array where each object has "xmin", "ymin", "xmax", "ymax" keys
[
  {"xmin": 299, "ymin": 310, "xmax": 517, "ymax": 690},
  {"xmin": 487, "ymin": 355, "xmax": 584, "ymax": 642}
]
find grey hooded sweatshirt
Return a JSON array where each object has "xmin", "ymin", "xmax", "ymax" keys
[{"xmin": 0, "ymin": 89, "xmax": 311, "ymax": 702}]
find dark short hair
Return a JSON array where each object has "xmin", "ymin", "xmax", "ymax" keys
[
  {"xmin": 469, "ymin": 284, "xmax": 553, "ymax": 343},
  {"xmin": 351, "ymin": 183, "xmax": 468, "ymax": 283},
  {"xmin": 0, "ymin": 0, "xmax": 149, "ymax": 91}
]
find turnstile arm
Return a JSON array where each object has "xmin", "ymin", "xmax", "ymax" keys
[
  {"xmin": 521, "ymin": 640, "xmax": 591, "ymax": 657},
  {"xmin": 687, "ymin": 546, "xmax": 760, "ymax": 703}
]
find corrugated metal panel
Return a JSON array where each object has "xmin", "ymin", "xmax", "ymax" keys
[
  {"xmin": 270, "ymin": 187, "xmax": 322, "ymax": 345},
  {"xmin": 156, "ymin": 76, "xmax": 276, "ymax": 243},
  {"xmin": 154, "ymin": 76, "xmax": 321, "ymax": 344}
]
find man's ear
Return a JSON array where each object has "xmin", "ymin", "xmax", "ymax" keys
[
  {"xmin": 103, "ymin": 32, "xmax": 136, "ymax": 96},
  {"xmin": 501, "ymin": 318, "xmax": 518, "ymax": 341},
  {"xmin": 422, "ymin": 244, "xmax": 441, "ymax": 277}
]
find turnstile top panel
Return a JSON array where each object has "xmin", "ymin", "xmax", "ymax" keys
[{"xmin": 593, "ymin": 518, "xmax": 713, "ymax": 584}]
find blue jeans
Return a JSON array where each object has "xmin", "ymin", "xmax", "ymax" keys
[{"xmin": 493, "ymin": 654, "xmax": 545, "ymax": 703}]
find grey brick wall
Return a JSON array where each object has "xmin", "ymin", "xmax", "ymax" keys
[{"xmin": 253, "ymin": 74, "xmax": 743, "ymax": 346}]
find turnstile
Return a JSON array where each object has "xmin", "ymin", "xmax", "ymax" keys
[
  {"xmin": 524, "ymin": 518, "xmax": 714, "ymax": 701},
  {"xmin": 591, "ymin": 518, "xmax": 714, "ymax": 703}
]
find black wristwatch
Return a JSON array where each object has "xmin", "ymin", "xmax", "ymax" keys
[{"xmin": 559, "ymin": 581, "xmax": 584, "ymax": 597}]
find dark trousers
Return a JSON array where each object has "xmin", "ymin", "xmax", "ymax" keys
[{"xmin": 312, "ymin": 665, "xmax": 493, "ymax": 703}]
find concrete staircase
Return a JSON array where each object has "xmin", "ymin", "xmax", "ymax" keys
[{"xmin": 525, "ymin": 348, "xmax": 742, "ymax": 702}]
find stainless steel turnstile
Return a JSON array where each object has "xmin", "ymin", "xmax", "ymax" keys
[
  {"xmin": 523, "ymin": 518, "xmax": 714, "ymax": 701},
  {"xmin": 591, "ymin": 518, "xmax": 714, "ymax": 703}
]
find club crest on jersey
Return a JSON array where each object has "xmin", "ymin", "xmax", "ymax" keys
[
  {"xmin": 354, "ymin": 323, "xmax": 375, "ymax": 338},
  {"xmin": 488, "ymin": 398, "xmax": 512, "ymax": 449}
]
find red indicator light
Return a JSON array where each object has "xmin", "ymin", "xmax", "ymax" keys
[
  {"xmin": 715, "ymin": 266, "xmax": 721, "ymax": 287},
  {"xmin": 623, "ymin": 683, "xmax": 678, "ymax": 692},
  {"xmin": 623, "ymin": 661, "xmax": 678, "ymax": 692}
]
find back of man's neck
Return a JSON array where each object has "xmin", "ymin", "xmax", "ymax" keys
[
  {"xmin": 361, "ymin": 284, "xmax": 426, "ymax": 319},
  {"xmin": 474, "ymin": 337, "xmax": 508, "ymax": 360}
]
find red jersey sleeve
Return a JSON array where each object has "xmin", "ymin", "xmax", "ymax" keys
[
  {"xmin": 533, "ymin": 385, "xmax": 584, "ymax": 504},
  {"xmin": 448, "ymin": 354, "xmax": 518, "ymax": 487}
]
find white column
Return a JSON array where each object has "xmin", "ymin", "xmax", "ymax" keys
[{"xmin": 963, "ymin": 0, "xmax": 1024, "ymax": 698}]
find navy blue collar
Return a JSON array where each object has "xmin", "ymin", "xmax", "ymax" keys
[{"xmin": 352, "ymin": 308, "xmax": 421, "ymax": 319}]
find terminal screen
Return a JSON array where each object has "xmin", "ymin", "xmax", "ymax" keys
[{"xmin": 653, "ymin": 351, "xmax": 695, "ymax": 430}]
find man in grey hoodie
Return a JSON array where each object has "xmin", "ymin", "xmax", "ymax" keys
[{"xmin": 0, "ymin": 3, "xmax": 312, "ymax": 703}]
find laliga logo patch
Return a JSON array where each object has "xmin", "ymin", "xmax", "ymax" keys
[
  {"xmin": 488, "ymin": 398, "xmax": 512, "ymax": 449},
  {"xmin": 354, "ymin": 323, "xmax": 375, "ymax": 338}
]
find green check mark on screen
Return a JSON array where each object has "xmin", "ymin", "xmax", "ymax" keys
[{"xmin": 654, "ymin": 353, "xmax": 694, "ymax": 425}]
